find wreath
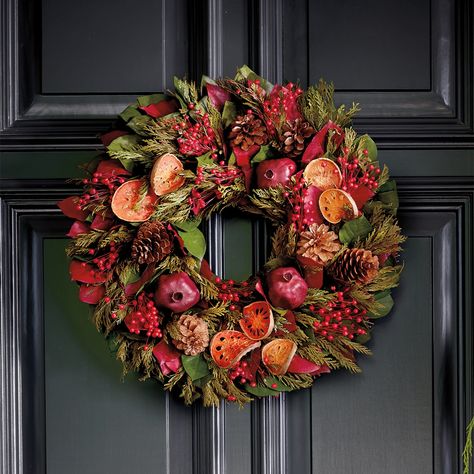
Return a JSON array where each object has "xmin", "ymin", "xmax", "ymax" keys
[{"xmin": 59, "ymin": 65, "xmax": 405, "ymax": 406}]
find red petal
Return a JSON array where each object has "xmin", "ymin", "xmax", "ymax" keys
[
  {"xmin": 58, "ymin": 196, "xmax": 89, "ymax": 221},
  {"xmin": 96, "ymin": 160, "xmax": 131, "ymax": 178},
  {"xmin": 301, "ymin": 125, "xmax": 328, "ymax": 165},
  {"xmin": 275, "ymin": 310, "xmax": 297, "ymax": 336},
  {"xmin": 140, "ymin": 99, "xmax": 178, "ymax": 118},
  {"xmin": 206, "ymin": 83, "xmax": 231, "ymax": 111},
  {"xmin": 78, "ymin": 284, "xmax": 105, "ymax": 304},
  {"xmin": 200, "ymin": 259, "xmax": 216, "ymax": 281},
  {"xmin": 287, "ymin": 355, "xmax": 330, "ymax": 375},
  {"xmin": 301, "ymin": 185, "xmax": 324, "ymax": 226},
  {"xmin": 302, "ymin": 265, "xmax": 324, "ymax": 289},
  {"xmin": 66, "ymin": 221, "xmax": 90, "ymax": 238},
  {"xmin": 153, "ymin": 340, "xmax": 182, "ymax": 376},
  {"xmin": 100, "ymin": 130, "xmax": 128, "ymax": 147},
  {"xmin": 90, "ymin": 214, "xmax": 114, "ymax": 231},
  {"xmin": 348, "ymin": 185, "xmax": 375, "ymax": 209},
  {"xmin": 69, "ymin": 260, "xmax": 110, "ymax": 284}
]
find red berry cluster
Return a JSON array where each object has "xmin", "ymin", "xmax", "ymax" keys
[
  {"xmin": 79, "ymin": 172, "xmax": 126, "ymax": 212},
  {"xmin": 229, "ymin": 360, "xmax": 256, "ymax": 386},
  {"xmin": 337, "ymin": 149, "xmax": 381, "ymax": 191},
  {"xmin": 176, "ymin": 112, "xmax": 219, "ymax": 157},
  {"xmin": 311, "ymin": 289, "xmax": 369, "ymax": 341},
  {"xmin": 284, "ymin": 173, "xmax": 310, "ymax": 231},
  {"xmin": 89, "ymin": 241, "xmax": 120, "ymax": 272},
  {"xmin": 263, "ymin": 82, "xmax": 303, "ymax": 133},
  {"xmin": 214, "ymin": 277, "xmax": 253, "ymax": 310},
  {"xmin": 120, "ymin": 292, "xmax": 162, "ymax": 340}
]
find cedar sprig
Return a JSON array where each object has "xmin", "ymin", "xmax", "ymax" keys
[
  {"xmin": 270, "ymin": 223, "xmax": 298, "ymax": 258},
  {"xmin": 363, "ymin": 207, "xmax": 406, "ymax": 255},
  {"xmin": 313, "ymin": 336, "xmax": 362, "ymax": 373},
  {"xmin": 363, "ymin": 265, "xmax": 403, "ymax": 293},
  {"xmin": 276, "ymin": 373, "xmax": 314, "ymax": 390},
  {"xmin": 245, "ymin": 186, "xmax": 288, "ymax": 222},
  {"xmin": 302, "ymin": 288, "xmax": 338, "ymax": 308}
]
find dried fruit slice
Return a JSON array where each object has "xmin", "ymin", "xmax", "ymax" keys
[
  {"xmin": 303, "ymin": 158, "xmax": 342, "ymax": 190},
  {"xmin": 262, "ymin": 339, "xmax": 297, "ymax": 375},
  {"xmin": 150, "ymin": 153, "xmax": 185, "ymax": 196},
  {"xmin": 239, "ymin": 301, "xmax": 274, "ymax": 340},
  {"xmin": 111, "ymin": 179, "xmax": 158, "ymax": 222},
  {"xmin": 210, "ymin": 330, "xmax": 261, "ymax": 369},
  {"xmin": 318, "ymin": 188, "xmax": 358, "ymax": 224}
]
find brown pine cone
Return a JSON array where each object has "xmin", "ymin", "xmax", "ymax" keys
[
  {"xmin": 297, "ymin": 224, "xmax": 341, "ymax": 267},
  {"xmin": 328, "ymin": 248, "xmax": 379, "ymax": 284},
  {"xmin": 131, "ymin": 221, "xmax": 173, "ymax": 265},
  {"xmin": 228, "ymin": 113, "xmax": 268, "ymax": 151},
  {"xmin": 170, "ymin": 314, "xmax": 209, "ymax": 356},
  {"xmin": 279, "ymin": 119, "xmax": 315, "ymax": 157}
]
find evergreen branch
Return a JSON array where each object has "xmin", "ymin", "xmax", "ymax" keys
[
  {"xmin": 363, "ymin": 208, "xmax": 406, "ymax": 256},
  {"xmin": 463, "ymin": 415, "xmax": 474, "ymax": 474}
]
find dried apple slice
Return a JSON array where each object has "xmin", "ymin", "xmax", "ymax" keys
[
  {"xmin": 150, "ymin": 153, "xmax": 185, "ymax": 196},
  {"xmin": 262, "ymin": 339, "xmax": 297, "ymax": 375},
  {"xmin": 210, "ymin": 330, "xmax": 261, "ymax": 369},
  {"xmin": 111, "ymin": 179, "xmax": 158, "ymax": 222}
]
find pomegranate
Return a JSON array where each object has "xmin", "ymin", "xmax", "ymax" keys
[
  {"xmin": 154, "ymin": 272, "xmax": 200, "ymax": 313},
  {"xmin": 256, "ymin": 158, "xmax": 296, "ymax": 189},
  {"xmin": 267, "ymin": 267, "xmax": 308, "ymax": 309}
]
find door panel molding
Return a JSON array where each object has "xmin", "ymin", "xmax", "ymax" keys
[{"xmin": 1, "ymin": 177, "xmax": 472, "ymax": 473}]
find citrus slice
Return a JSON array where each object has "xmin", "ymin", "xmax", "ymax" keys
[
  {"xmin": 150, "ymin": 153, "xmax": 185, "ymax": 196},
  {"xmin": 262, "ymin": 339, "xmax": 297, "ymax": 375},
  {"xmin": 239, "ymin": 301, "xmax": 274, "ymax": 340},
  {"xmin": 111, "ymin": 179, "xmax": 158, "ymax": 222},
  {"xmin": 210, "ymin": 330, "xmax": 261, "ymax": 369},
  {"xmin": 318, "ymin": 188, "xmax": 358, "ymax": 224},
  {"xmin": 303, "ymin": 158, "xmax": 342, "ymax": 190}
]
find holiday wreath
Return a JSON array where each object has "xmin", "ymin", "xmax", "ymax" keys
[{"xmin": 59, "ymin": 66, "xmax": 405, "ymax": 406}]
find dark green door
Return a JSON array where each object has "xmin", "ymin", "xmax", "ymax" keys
[{"xmin": 1, "ymin": 1, "xmax": 473, "ymax": 473}]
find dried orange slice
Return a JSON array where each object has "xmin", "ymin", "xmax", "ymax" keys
[
  {"xmin": 111, "ymin": 179, "xmax": 158, "ymax": 222},
  {"xmin": 210, "ymin": 330, "xmax": 261, "ymax": 369},
  {"xmin": 150, "ymin": 153, "xmax": 185, "ymax": 196},
  {"xmin": 239, "ymin": 301, "xmax": 274, "ymax": 340},
  {"xmin": 303, "ymin": 158, "xmax": 342, "ymax": 190},
  {"xmin": 262, "ymin": 339, "xmax": 297, "ymax": 375},
  {"xmin": 318, "ymin": 188, "xmax": 358, "ymax": 224}
]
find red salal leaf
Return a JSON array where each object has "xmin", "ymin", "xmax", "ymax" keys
[
  {"xmin": 287, "ymin": 354, "xmax": 330, "ymax": 376},
  {"xmin": 140, "ymin": 99, "xmax": 178, "ymax": 118},
  {"xmin": 58, "ymin": 196, "xmax": 89, "ymax": 221},
  {"xmin": 100, "ymin": 130, "xmax": 128, "ymax": 147},
  {"xmin": 206, "ymin": 83, "xmax": 231, "ymax": 111},
  {"xmin": 153, "ymin": 340, "xmax": 182, "ymax": 376},
  {"xmin": 241, "ymin": 347, "xmax": 261, "ymax": 381},
  {"xmin": 302, "ymin": 265, "xmax": 324, "ymax": 289},
  {"xmin": 78, "ymin": 284, "xmax": 105, "ymax": 304},
  {"xmin": 200, "ymin": 258, "xmax": 216, "ymax": 281},
  {"xmin": 66, "ymin": 221, "xmax": 90, "ymax": 238},
  {"xmin": 96, "ymin": 159, "xmax": 131, "ymax": 178},
  {"xmin": 90, "ymin": 214, "xmax": 114, "ymax": 231},
  {"xmin": 124, "ymin": 265, "xmax": 155, "ymax": 297},
  {"xmin": 255, "ymin": 278, "xmax": 268, "ymax": 300},
  {"xmin": 233, "ymin": 145, "xmax": 259, "ymax": 192},
  {"xmin": 69, "ymin": 260, "xmax": 110, "ymax": 284},
  {"xmin": 301, "ymin": 121, "xmax": 343, "ymax": 165},
  {"xmin": 349, "ymin": 185, "xmax": 375, "ymax": 209},
  {"xmin": 301, "ymin": 185, "xmax": 324, "ymax": 226}
]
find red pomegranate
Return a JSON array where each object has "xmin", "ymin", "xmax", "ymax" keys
[
  {"xmin": 267, "ymin": 267, "xmax": 308, "ymax": 309},
  {"xmin": 154, "ymin": 272, "xmax": 200, "ymax": 312},
  {"xmin": 256, "ymin": 158, "xmax": 297, "ymax": 189}
]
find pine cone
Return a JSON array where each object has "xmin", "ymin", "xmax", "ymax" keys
[
  {"xmin": 279, "ymin": 119, "xmax": 315, "ymax": 157},
  {"xmin": 131, "ymin": 221, "xmax": 173, "ymax": 265},
  {"xmin": 170, "ymin": 314, "xmax": 209, "ymax": 356},
  {"xmin": 297, "ymin": 224, "xmax": 341, "ymax": 267},
  {"xmin": 228, "ymin": 113, "xmax": 268, "ymax": 151},
  {"xmin": 329, "ymin": 248, "xmax": 379, "ymax": 284}
]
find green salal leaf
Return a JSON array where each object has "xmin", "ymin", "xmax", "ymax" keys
[
  {"xmin": 222, "ymin": 101, "xmax": 237, "ymax": 128},
  {"xmin": 376, "ymin": 179, "xmax": 399, "ymax": 213},
  {"xmin": 137, "ymin": 93, "xmax": 167, "ymax": 107},
  {"xmin": 107, "ymin": 134, "xmax": 140, "ymax": 153},
  {"xmin": 127, "ymin": 115, "xmax": 153, "ymax": 135},
  {"xmin": 339, "ymin": 215, "xmax": 373, "ymax": 244},
  {"xmin": 119, "ymin": 105, "xmax": 141, "ymax": 123},
  {"xmin": 263, "ymin": 376, "xmax": 294, "ymax": 392},
  {"xmin": 178, "ymin": 227, "xmax": 206, "ymax": 260},
  {"xmin": 250, "ymin": 145, "xmax": 271, "ymax": 166},
  {"xmin": 368, "ymin": 290, "xmax": 394, "ymax": 318},
  {"xmin": 228, "ymin": 152, "xmax": 237, "ymax": 166},
  {"xmin": 181, "ymin": 354, "xmax": 210, "ymax": 381},
  {"xmin": 196, "ymin": 152, "xmax": 215, "ymax": 167},
  {"xmin": 119, "ymin": 264, "xmax": 141, "ymax": 286},
  {"xmin": 356, "ymin": 332, "xmax": 371, "ymax": 344},
  {"xmin": 245, "ymin": 383, "xmax": 279, "ymax": 397},
  {"xmin": 200, "ymin": 74, "xmax": 217, "ymax": 91},
  {"xmin": 357, "ymin": 134, "xmax": 378, "ymax": 161},
  {"xmin": 174, "ymin": 218, "xmax": 202, "ymax": 232},
  {"xmin": 234, "ymin": 64, "xmax": 274, "ymax": 93}
]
